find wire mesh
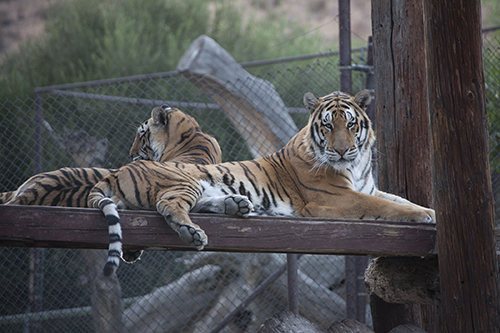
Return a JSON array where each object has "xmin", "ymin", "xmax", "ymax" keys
[
  {"xmin": 0, "ymin": 32, "xmax": 498, "ymax": 332},
  {"xmin": 0, "ymin": 49, "xmax": 368, "ymax": 333},
  {"xmin": 484, "ymin": 33, "xmax": 500, "ymax": 227}
]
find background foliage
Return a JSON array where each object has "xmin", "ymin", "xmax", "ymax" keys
[{"xmin": 0, "ymin": 0, "xmax": 326, "ymax": 99}]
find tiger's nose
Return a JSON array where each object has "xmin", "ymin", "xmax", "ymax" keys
[{"xmin": 335, "ymin": 147, "xmax": 349, "ymax": 156}]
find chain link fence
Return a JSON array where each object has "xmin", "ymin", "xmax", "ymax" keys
[
  {"xmin": 484, "ymin": 32, "xmax": 500, "ymax": 223},
  {"xmin": 1, "ymin": 31, "xmax": 499, "ymax": 332},
  {"xmin": 0, "ymin": 43, "xmax": 370, "ymax": 332}
]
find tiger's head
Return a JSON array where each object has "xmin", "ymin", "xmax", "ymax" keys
[
  {"xmin": 129, "ymin": 104, "xmax": 222, "ymax": 164},
  {"xmin": 303, "ymin": 90, "xmax": 374, "ymax": 170}
]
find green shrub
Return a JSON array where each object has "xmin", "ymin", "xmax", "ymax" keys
[{"xmin": 0, "ymin": 0, "xmax": 325, "ymax": 99}]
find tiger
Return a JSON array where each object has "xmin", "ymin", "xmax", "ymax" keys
[
  {"xmin": 3, "ymin": 105, "xmax": 253, "ymax": 266},
  {"xmin": 1, "ymin": 105, "xmax": 223, "ymax": 207},
  {"xmin": 88, "ymin": 89, "xmax": 436, "ymax": 277},
  {"xmin": 1, "ymin": 105, "xmax": 222, "ymax": 206}
]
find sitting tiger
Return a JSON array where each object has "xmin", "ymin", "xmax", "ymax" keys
[
  {"xmin": 1, "ymin": 105, "xmax": 222, "ymax": 207},
  {"xmin": 88, "ymin": 90, "xmax": 435, "ymax": 277}
]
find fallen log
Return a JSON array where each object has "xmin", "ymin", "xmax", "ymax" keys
[{"xmin": 177, "ymin": 35, "xmax": 298, "ymax": 158}]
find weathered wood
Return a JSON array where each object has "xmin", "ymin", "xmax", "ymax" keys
[
  {"xmin": 0, "ymin": 205, "xmax": 437, "ymax": 256},
  {"xmin": 423, "ymin": 1, "xmax": 500, "ymax": 331},
  {"xmin": 257, "ymin": 311, "xmax": 321, "ymax": 333},
  {"xmin": 123, "ymin": 265, "xmax": 224, "ymax": 333},
  {"xmin": 183, "ymin": 252, "xmax": 346, "ymax": 332},
  {"xmin": 373, "ymin": 1, "xmax": 432, "ymax": 206},
  {"xmin": 177, "ymin": 35, "xmax": 298, "ymax": 158},
  {"xmin": 371, "ymin": 1, "xmax": 435, "ymax": 331},
  {"xmin": 81, "ymin": 250, "xmax": 123, "ymax": 333}
]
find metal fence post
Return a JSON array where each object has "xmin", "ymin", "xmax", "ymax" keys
[
  {"xmin": 28, "ymin": 91, "xmax": 45, "ymax": 333},
  {"xmin": 339, "ymin": 0, "xmax": 366, "ymax": 323},
  {"xmin": 287, "ymin": 253, "xmax": 299, "ymax": 314},
  {"xmin": 34, "ymin": 91, "xmax": 43, "ymax": 174}
]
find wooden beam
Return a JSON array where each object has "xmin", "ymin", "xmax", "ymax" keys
[
  {"xmin": 0, "ymin": 205, "xmax": 436, "ymax": 256},
  {"xmin": 373, "ymin": 1, "xmax": 432, "ymax": 206},
  {"xmin": 371, "ymin": 1, "xmax": 436, "ymax": 332},
  {"xmin": 423, "ymin": 0, "xmax": 500, "ymax": 331}
]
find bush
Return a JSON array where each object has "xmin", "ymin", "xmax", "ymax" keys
[{"xmin": 0, "ymin": 0, "xmax": 325, "ymax": 99}]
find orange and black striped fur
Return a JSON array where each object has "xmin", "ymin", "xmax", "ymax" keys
[
  {"xmin": 1, "ymin": 105, "xmax": 222, "ymax": 207},
  {"xmin": 89, "ymin": 90, "xmax": 436, "ymax": 276}
]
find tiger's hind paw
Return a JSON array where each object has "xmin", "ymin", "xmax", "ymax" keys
[
  {"xmin": 122, "ymin": 249, "xmax": 143, "ymax": 263},
  {"xmin": 178, "ymin": 225, "xmax": 208, "ymax": 250},
  {"xmin": 224, "ymin": 195, "xmax": 253, "ymax": 218}
]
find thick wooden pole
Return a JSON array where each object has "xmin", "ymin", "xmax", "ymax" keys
[
  {"xmin": 371, "ymin": 1, "xmax": 435, "ymax": 331},
  {"xmin": 373, "ymin": 0, "xmax": 432, "ymax": 205},
  {"xmin": 423, "ymin": 1, "xmax": 500, "ymax": 331}
]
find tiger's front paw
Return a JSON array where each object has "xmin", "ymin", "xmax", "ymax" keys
[
  {"xmin": 224, "ymin": 195, "xmax": 253, "ymax": 217},
  {"xmin": 178, "ymin": 225, "xmax": 208, "ymax": 250}
]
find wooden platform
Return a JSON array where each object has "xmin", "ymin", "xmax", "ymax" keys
[{"xmin": 0, "ymin": 204, "xmax": 437, "ymax": 256}]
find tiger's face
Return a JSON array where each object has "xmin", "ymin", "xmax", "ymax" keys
[
  {"xmin": 130, "ymin": 118, "xmax": 153, "ymax": 161},
  {"xmin": 303, "ymin": 90, "xmax": 374, "ymax": 170}
]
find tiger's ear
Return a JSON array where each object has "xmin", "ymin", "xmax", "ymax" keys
[
  {"xmin": 152, "ymin": 106, "xmax": 168, "ymax": 126},
  {"xmin": 303, "ymin": 92, "xmax": 319, "ymax": 114},
  {"xmin": 354, "ymin": 90, "xmax": 372, "ymax": 111}
]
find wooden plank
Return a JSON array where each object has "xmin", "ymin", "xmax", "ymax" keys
[
  {"xmin": 0, "ymin": 205, "xmax": 436, "ymax": 256},
  {"xmin": 423, "ymin": 1, "xmax": 500, "ymax": 332}
]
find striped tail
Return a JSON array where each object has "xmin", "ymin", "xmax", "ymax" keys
[{"xmin": 98, "ymin": 198, "xmax": 123, "ymax": 277}]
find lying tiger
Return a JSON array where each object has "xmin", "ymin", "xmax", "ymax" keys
[
  {"xmin": 3, "ymin": 105, "xmax": 251, "ymax": 269},
  {"xmin": 1, "ymin": 105, "xmax": 222, "ymax": 207},
  {"xmin": 88, "ymin": 90, "xmax": 435, "ymax": 276}
]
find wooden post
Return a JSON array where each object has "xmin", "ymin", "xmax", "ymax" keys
[
  {"xmin": 371, "ymin": 1, "xmax": 435, "ymax": 331},
  {"xmin": 423, "ymin": 1, "xmax": 500, "ymax": 331},
  {"xmin": 372, "ymin": 0, "xmax": 432, "ymax": 204}
]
